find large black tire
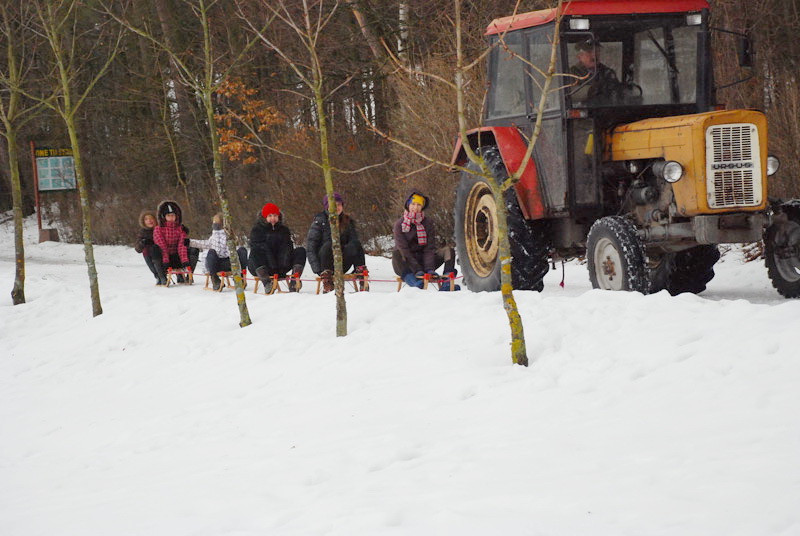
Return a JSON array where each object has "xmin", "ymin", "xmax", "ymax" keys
[
  {"xmin": 586, "ymin": 216, "xmax": 650, "ymax": 293},
  {"xmin": 454, "ymin": 147, "xmax": 550, "ymax": 292},
  {"xmin": 765, "ymin": 204, "xmax": 800, "ymax": 298},
  {"xmin": 649, "ymin": 245, "xmax": 720, "ymax": 295}
]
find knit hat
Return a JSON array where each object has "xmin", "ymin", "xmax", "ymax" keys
[
  {"xmin": 261, "ymin": 203, "xmax": 280, "ymax": 218},
  {"xmin": 409, "ymin": 194, "xmax": 426, "ymax": 209},
  {"xmin": 404, "ymin": 191, "xmax": 430, "ymax": 210},
  {"xmin": 322, "ymin": 192, "xmax": 343, "ymax": 209}
]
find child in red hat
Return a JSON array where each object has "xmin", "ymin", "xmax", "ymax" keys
[{"xmin": 248, "ymin": 203, "xmax": 306, "ymax": 292}]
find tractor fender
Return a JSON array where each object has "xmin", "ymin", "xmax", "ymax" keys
[{"xmin": 450, "ymin": 126, "xmax": 545, "ymax": 220}]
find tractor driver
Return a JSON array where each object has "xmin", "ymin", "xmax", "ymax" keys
[{"xmin": 569, "ymin": 37, "xmax": 622, "ymax": 105}]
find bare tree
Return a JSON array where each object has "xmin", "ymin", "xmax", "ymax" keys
[
  {"xmin": 102, "ymin": 0, "xmax": 269, "ymax": 328},
  {"xmin": 0, "ymin": 3, "xmax": 43, "ymax": 305},
  {"xmin": 364, "ymin": 0, "xmax": 563, "ymax": 365},
  {"xmin": 238, "ymin": 0, "xmax": 359, "ymax": 337},
  {"xmin": 25, "ymin": 0, "xmax": 125, "ymax": 317}
]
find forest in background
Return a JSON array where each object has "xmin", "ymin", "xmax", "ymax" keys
[{"xmin": 1, "ymin": 0, "xmax": 798, "ymax": 250}]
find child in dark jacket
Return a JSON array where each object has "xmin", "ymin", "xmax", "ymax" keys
[
  {"xmin": 248, "ymin": 203, "xmax": 306, "ymax": 292},
  {"xmin": 190, "ymin": 213, "xmax": 248, "ymax": 291},
  {"xmin": 152, "ymin": 200, "xmax": 199, "ymax": 285},
  {"xmin": 306, "ymin": 192, "xmax": 367, "ymax": 293},
  {"xmin": 135, "ymin": 210, "xmax": 159, "ymax": 283},
  {"xmin": 393, "ymin": 190, "xmax": 458, "ymax": 290}
]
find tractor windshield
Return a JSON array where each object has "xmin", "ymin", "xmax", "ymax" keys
[{"xmin": 566, "ymin": 14, "xmax": 703, "ymax": 108}]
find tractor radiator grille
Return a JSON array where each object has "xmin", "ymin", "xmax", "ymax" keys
[{"xmin": 705, "ymin": 123, "xmax": 762, "ymax": 209}]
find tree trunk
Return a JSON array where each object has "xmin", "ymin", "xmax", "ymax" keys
[
  {"xmin": 314, "ymin": 74, "xmax": 347, "ymax": 337},
  {"xmin": 66, "ymin": 118, "xmax": 103, "ymax": 317},
  {"xmin": 203, "ymin": 92, "xmax": 252, "ymax": 328},
  {"xmin": 493, "ymin": 183, "xmax": 528, "ymax": 366},
  {"xmin": 5, "ymin": 127, "xmax": 25, "ymax": 305}
]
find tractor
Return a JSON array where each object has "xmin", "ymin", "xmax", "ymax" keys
[{"xmin": 452, "ymin": 0, "xmax": 800, "ymax": 297}]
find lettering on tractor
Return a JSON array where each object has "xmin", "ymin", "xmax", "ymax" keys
[{"xmin": 452, "ymin": 0, "xmax": 799, "ymax": 298}]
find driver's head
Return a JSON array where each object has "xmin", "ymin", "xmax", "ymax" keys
[{"xmin": 575, "ymin": 38, "xmax": 601, "ymax": 69}]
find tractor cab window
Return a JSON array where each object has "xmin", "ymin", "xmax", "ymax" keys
[
  {"xmin": 486, "ymin": 32, "xmax": 526, "ymax": 120},
  {"xmin": 634, "ymin": 25, "xmax": 699, "ymax": 104},
  {"xmin": 566, "ymin": 15, "xmax": 701, "ymax": 108},
  {"xmin": 567, "ymin": 36, "xmax": 624, "ymax": 107},
  {"xmin": 527, "ymin": 28, "xmax": 562, "ymax": 112}
]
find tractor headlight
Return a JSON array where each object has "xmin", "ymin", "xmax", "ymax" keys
[
  {"xmin": 767, "ymin": 155, "xmax": 780, "ymax": 176},
  {"xmin": 653, "ymin": 160, "xmax": 684, "ymax": 183}
]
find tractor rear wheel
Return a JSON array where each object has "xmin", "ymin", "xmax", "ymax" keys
[
  {"xmin": 649, "ymin": 245, "xmax": 720, "ymax": 295},
  {"xmin": 454, "ymin": 147, "xmax": 549, "ymax": 292},
  {"xmin": 765, "ymin": 206, "xmax": 800, "ymax": 298}
]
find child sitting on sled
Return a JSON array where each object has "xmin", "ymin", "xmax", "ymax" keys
[
  {"xmin": 248, "ymin": 203, "xmax": 306, "ymax": 293},
  {"xmin": 152, "ymin": 200, "xmax": 199, "ymax": 286},
  {"xmin": 134, "ymin": 210, "xmax": 159, "ymax": 284},
  {"xmin": 393, "ymin": 190, "xmax": 459, "ymax": 291},
  {"xmin": 190, "ymin": 213, "xmax": 248, "ymax": 291}
]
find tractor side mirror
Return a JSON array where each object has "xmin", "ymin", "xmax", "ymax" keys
[{"xmin": 737, "ymin": 33, "xmax": 753, "ymax": 68}]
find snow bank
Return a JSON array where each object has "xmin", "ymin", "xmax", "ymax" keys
[{"xmin": 1, "ymin": 217, "xmax": 798, "ymax": 535}]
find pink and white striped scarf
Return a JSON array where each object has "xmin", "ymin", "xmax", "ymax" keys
[{"xmin": 401, "ymin": 211, "xmax": 427, "ymax": 245}]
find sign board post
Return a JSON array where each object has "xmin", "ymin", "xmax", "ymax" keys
[{"xmin": 29, "ymin": 141, "xmax": 77, "ymax": 242}]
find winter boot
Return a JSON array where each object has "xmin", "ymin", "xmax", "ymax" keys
[
  {"xmin": 354, "ymin": 265, "xmax": 368, "ymax": 291},
  {"xmin": 210, "ymin": 272, "xmax": 221, "ymax": 291},
  {"xmin": 256, "ymin": 266, "xmax": 272, "ymax": 294},
  {"xmin": 439, "ymin": 271, "xmax": 460, "ymax": 292},
  {"xmin": 288, "ymin": 264, "xmax": 303, "ymax": 292},
  {"xmin": 156, "ymin": 268, "xmax": 168, "ymax": 286},
  {"xmin": 320, "ymin": 270, "xmax": 334, "ymax": 293},
  {"xmin": 403, "ymin": 272, "xmax": 424, "ymax": 289}
]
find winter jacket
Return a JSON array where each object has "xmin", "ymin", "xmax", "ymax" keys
[
  {"xmin": 249, "ymin": 216, "xmax": 294, "ymax": 270},
  {"xmin": 306, "ymin": 211, "xmax": 359, "ymax": 274},
  {"xmin": 134, "ymin": 210, "xmax": 157, "ymax": 256},
  {"xmin": 190, "ymin": 228, "xmax": 231, "ymax": 258},
  {"xmin": 153, "ymin": 200, "xmax": 189, "ymax": 264},
  {"xmin": 393, "ymin": 190, "xmax": 436, "ymax": 272}
]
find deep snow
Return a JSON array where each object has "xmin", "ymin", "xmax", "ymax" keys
[{"xmin": 1, "ymin": 217, "xmax": 799, "ymax": 535}]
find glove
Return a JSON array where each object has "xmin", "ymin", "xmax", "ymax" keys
[{"xmin": 183, "ymin": 238, "xmax": 190, "ymax": 246}]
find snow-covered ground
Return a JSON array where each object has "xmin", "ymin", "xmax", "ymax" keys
[{"xmin": 1, "ymin": 216, "xmax": 799, "ymax": 536}]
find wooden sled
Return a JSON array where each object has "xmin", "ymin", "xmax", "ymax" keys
[
  {"xmin": 253, "ymin": 273, "xmax": 302, "ymax": 295},
  {"xmin": 165, "ymin": 267, "xmax": 194, "ymax": 287},
  {"xmin": 396, "ymin": 272, "xmax": 456, "ymax": 292},
  {"xmin": 204, "ymin": 271, "xmax": 235, "ymax": 292},
  {"xmin": 315, "ymin": 271, "xmax": 370, "ymax": 294}
]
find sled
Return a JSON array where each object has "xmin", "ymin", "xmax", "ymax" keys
[
  {"xmin": 204, "ymin": 271, "xmax": 236, "ymax": 292},
  {"xmin": 396, "ymin": 272, "xmax": 457, "ymax": 291},
  {"xmin": 165, "ymin": 267, "xmax": 194, "ymax": 287},
  {"xmin": 315, "ymin": 270, "xmax": 369, "ymax": 294},
  {"xmin": 253, "ymin": 273, "xmax": 301, "ymax": 295}
]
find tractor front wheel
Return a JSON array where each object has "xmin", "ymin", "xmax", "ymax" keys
[{"xmin": 587, "ymin": 216, "xmax": 650, "ymax": 293}]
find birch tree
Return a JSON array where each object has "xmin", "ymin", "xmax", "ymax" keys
[
  {"xmin": 27, "ymin": 0, "xmax": 124, "ymax": 317},
  {"xmin": 238, "ymin": 0, "xmax": 355, "ymax": 337},
  {"xmin": 102, "ymin": 0, "xmax": 269, "ymax": 328},
  {"xmin": 0, "ymin": 3, "xmax": 42, "ymax": 305},
  {"xmin": 364, "ymin": 0, "xmax": 564, "ymax": 365}
]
